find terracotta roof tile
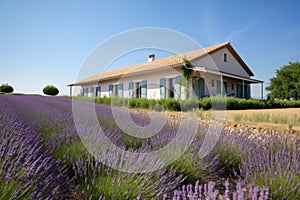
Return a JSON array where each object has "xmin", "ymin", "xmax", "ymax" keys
[{"xmin": 69, "ymin": 42, "xmax": 253, "ymax": 86}]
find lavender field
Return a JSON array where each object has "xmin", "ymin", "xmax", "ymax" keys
[{"xmin": 0, "ymin": 95, "xmax": 299, "ymax": 199}]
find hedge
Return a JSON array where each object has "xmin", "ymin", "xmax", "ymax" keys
[{"xmin": 71, "ymin": 96, "xmax": 300, "ymax": 111}]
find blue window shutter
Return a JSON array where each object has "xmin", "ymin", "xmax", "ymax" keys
[
  {"xmin": 109, "ymin": 84, "xmax": 113, "ymax": 97},
  {"xmin": 129, "ymin": 82, "xmax": 133, "ymax": 98},
  {"xmin": 97, "ymin": 86, "xmax": 101, "ymax": 97},
  {"xmin": 141, "ymin": 80, "xmax": 147, "ymax": 98},
  {"xmin": 246, "ymin": 85, "xmax": 251, "ymax": 99},
  {"xmin": 118, "ymin": 83, "xmax": 123, "ymax": 97},
  {"xmin": 160, "ymin": 78, "xmax": 166, "ymax": 98}
]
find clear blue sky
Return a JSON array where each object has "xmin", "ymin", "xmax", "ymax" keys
[{"xmin": 1, "ymin": 0, "xmax": 299, "ymax": 98}]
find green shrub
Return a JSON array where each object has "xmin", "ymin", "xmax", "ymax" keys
[
  {"xmin": 254, "ymin": 173, "xmax": 300, "ymax": 200},
  {"xmin": 43, "ymin": 85, "xmax": 59, "ymax": 96},
  {"xmin": 214, "ymin": 145, "xmax": 244, "ymax": 177},
  {"xmin": 148, "ymin": 99, "xmax": 158, "ymax": 109},
  {"xmin": 0, "ymin": 179, "xmax": 34, "ymax": 199},
  {"xmin": 210, "ymin": 96, "xmax": 227, "ymax": 110},
  {"xmin": 237, "ymin": 98, "xmax": 249, "ymax": 110},
  {"xmin": 121, "ymin": 133, "xmax": 143, "ymax": 150},
  {"xmin": 225, "ymin": 97, "xmax": 238, "ymax": 110},
  {"xmin": 180, "ymin": 98, "xmax": 198, "ymax": 111},
  {"xmin": 150, "ymin": 103, "xmax": 164, "ymax": 112},
  {"xmin": 199, "ymin": 97, "xmax": 211, "ymax": 110},
  {"xmin": 168, "ymin": 151, "xmax": 210, "ymax": 184},
  {"xmin": 98, "ymin": 96, "xmax": 111, "ymax": 105},
  {"xmin": 139, "ymin": 98, "xmax": 150, "ymax": 109},
  {"xmin": 111, "ymin": 96, "xmax": 128, "ymax": 107},
  {"xmin": 165, "ymin": 98, "xmax": 180, "ymax": 111},
  {"xmin": 73, "ymin": 96, "xmax": 300, "ymax": 111},
  {"xmin": 0, "ymin": 84, "xmax": 13, "ymax": 93},
  {"xmin": 84, "ymin": 172, "xmax": 142, "ymax": 199},
  {"xmin": 53, "ymin": 140, "xmax": 88, "ymax": 167},
  {"xmin": 128, "ymin": 98, "xmax": 138, "ymax": 108}
]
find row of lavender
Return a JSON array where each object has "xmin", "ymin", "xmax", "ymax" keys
[
  {"xmin": 0, "ymin": 95, "xmax": 72, "ymax": 199},
  {"xmin": 0, "ymin": 95, "xmax": 299, "ymax": 199}
]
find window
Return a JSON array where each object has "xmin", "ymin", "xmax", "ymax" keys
[
  {"xmin": 160, "ymin": 78, "xmax": 166, "ymax": 98},
  {"xmin": 217, "ymin": 81, "xmax": 227, "ymax": 95},
  {"xmin": 231, "ymin": 84, "xmax": 234, "ymax": 90},
  {"xmin": 211, "ymin": 80, "xmax": 215, "ymax": 87},
  {"xmin": 84, "ymin": 87, "xmax": 89, "ymax": 96},
  {"xmin": 129, "ymin": 82, "xmax": 133, "ymax": 98},
  {"xmin": 174, "ymin": 76, "xmax": 181, "ymax": 99},
  {"xmin": 169, "ymin": 78, "xmax": 175, "ymax": 98},
  {"xmin": 135, "ymin": 82, "xmax": 141, "ymax": 98},
  {"xmin": 141, "ymin": 80, "xmax": 147, "ymax": 98},
  {"xmin": 113, "ymin": 85, "xmax": 118, "ymax": 96},
  {"xmin": 131, "ymin": 80, "xmax": 147, "ymax": 98},
  {"xmin": 90, "ymin": 87, "xmax": 94, "ymax": 96},
  {"xmin": 118, "ymin": 83, "xmax": 123, "ymax": 97},
  {"xmin": 224, "ymin": 53, "xmax": 227, "ymax": 62},
  {"xmin": 109, "ymin": 84, "xmax": 113, "ymax": 97},
  {"xmin": 96, "ymin": 86, "xmax": 101, "ymax": 97}
]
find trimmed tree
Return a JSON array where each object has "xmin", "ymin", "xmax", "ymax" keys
[
  {"xmin": 43, "ymin": 85, "xmax": 59, "ymax": 96},
  {"xmin": 0, "ymin": 84, "xmax": 14, "ymax": 93},
  {"xmin": 266, "ymin": 61, "xmax": 300, "ymax": 100}
]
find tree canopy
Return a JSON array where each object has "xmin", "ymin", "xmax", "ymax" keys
[
  {"xmin": 266, "ymin": 61, "xmax": 300, "ymax": 100},
  {"xmin": 43, "ymin": 85, "xmax": 59, "ymax": 96},
  {"xmin": 0, "ymin": 84, "xmax": 14, "ymax": 93}
]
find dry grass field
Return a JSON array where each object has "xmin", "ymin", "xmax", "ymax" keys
[
  {"xmin": 223, "ymin": 108, "xmax": 300, "ymax": 132},
  {"xmin": 132, "ymin": 107, "xmax": 300, "ymax": 134}
]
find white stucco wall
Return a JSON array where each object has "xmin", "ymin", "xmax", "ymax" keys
[
  {"xmin": 81, "ymin": 71, "xmax": 248, "ymax": 99},
  {"xmin": 192, "ymin": 47, "xmax": 251, "ymax": 78},
  {"xmin": 81, "ymin": 68, "xmax": 182, "ymax": 100}
]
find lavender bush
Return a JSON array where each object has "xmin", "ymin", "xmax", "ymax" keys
[
  {"xmin": 172, "ymin": 179, "xmax": 270, "ymax": 200},
  {"xmin": 240, "ymin": 132, "xmax": 300, "ymax": 199},
  {"xmin": 0, "ymin": 95, "xmax": 299, "ymax": 199},
  {"xmin": 0, "ymin": 96, "xmax": 72, "ymax": 199}
]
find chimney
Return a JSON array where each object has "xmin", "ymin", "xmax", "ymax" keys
[{"xmin": 148, "ymin": 54, "xmax": 155, "ymax": 62}]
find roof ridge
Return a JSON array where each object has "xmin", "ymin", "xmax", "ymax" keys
[{"xmin": 68, "ymin": 42, "xmax": 243, "ymax": 86}]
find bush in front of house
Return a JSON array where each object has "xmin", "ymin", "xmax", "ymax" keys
[
  {"xmin": 43, "ymin": 85, "xmax": 59, "ymax": 96},
  {"xmin": 74, "ymin": 95, "xmax": 300, "ymax": 111},
  {"xmin": 180, "ymin": 98, "xmax": 199, "ymax": 111},
  {"xmin": 0, "ymin": 84, "xmax": 14, "ymax": 93},
  {"xmin": 111, "ymin": 96, "xmax": 128, "ymax": 107}
]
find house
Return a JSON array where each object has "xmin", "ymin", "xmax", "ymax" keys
[{"xmin": 68, "ymin": 42, "xmax": 263, "ymax": 99}]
